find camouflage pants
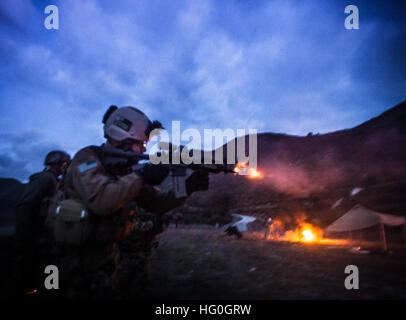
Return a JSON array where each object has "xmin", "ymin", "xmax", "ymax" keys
[
  {"xmin": 116, "ymin": 249, "xmax": 149, "ymax": 299},
  {"xmin": 56, "ymin": 244, "xmax": 119, "ymax": 300},
  {"xmin": 117, "ymin": 228, "xmax": 157, "ymax": 299}
]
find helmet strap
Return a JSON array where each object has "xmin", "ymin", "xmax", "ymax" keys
[{"xmin": 106, "ymin": 137, "xmax": 134, "ymax": 152}]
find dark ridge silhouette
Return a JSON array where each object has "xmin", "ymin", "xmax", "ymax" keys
[
  {"xmin": 1, "ymin": 101, "xmax": 405, "ymax": 227},
  {"xmin": 190, "ymin": 100, "xmax": 406, "ymax": 225}
]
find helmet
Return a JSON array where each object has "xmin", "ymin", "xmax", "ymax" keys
[
  {"xmin": 102, "ymin": 105, "xmax": 163, "ymax": 142},
  {"xmin": 44, "ymin": 150, "xmax": 71, "ymax": 165}
]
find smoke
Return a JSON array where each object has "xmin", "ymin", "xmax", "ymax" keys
[
  {"xmin": 255, "ymin": 127, "xmax": 406, "ymax": 197},
  {"xmin": 264, "ymin": 163, "xmax": 324, "ymax": 196},
  {"xmin": 259, "ymin": 149, "xmax": 346, "ymax": 197}
]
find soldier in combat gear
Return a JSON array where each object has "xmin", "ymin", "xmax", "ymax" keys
[
  {"xmin": 13, "ymin": 150, "xmax": 71, "ymax": 297},
  {"xmin": 51, "ymin": 105, "xmax": 209, "ymax": 299}
]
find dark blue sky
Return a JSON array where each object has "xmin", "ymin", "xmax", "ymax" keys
[{"xmin": 0, "ymin": 0, "xmax": 405, "ymax": 181}]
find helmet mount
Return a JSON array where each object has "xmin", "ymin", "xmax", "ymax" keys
[{"xmin": 102, "ymin": 105, "xmax": 163, "ymax": 143}]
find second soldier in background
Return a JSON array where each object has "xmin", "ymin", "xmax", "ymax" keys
[{"xmin": 14, "ymin": 151, "xmax": 70, "ymax": 297}]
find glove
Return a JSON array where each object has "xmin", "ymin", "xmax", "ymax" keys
[
  {"xmin": 185, "ymin": 170, "xmax": 209, "ymax": 195},
  {"xmin": 134, "ymin": 164, "xmax": 170, "ymax": 185}
]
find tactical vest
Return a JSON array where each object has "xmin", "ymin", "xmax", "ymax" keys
[{"xmin": 48, "ymin": 145, "xmax": 138, "ymax": 246}]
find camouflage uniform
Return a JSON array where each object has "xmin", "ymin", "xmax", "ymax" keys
[
  {"xmin": 14, "ymin": 170, "xmax": 58, "ymax": 296},
  {"xmin": 117, "ymin": 186, "xmax": 184, "ymax": 299},
  {"xmin": 54, "ymin": 145, "xmax": 143, "ymax": 299}
]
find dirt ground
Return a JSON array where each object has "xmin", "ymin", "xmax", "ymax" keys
[
  {"xmin": 147, "ymin": 225, "xmax": 406, "ymax": 300},
  {"xmin": 1, "ymin": 224, "xmax": 405, "ymax": 300}
]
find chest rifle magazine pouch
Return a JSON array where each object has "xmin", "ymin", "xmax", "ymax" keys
[{"xmin": 54, "ymin": 199, "xmax": 90, "ymax": 245}]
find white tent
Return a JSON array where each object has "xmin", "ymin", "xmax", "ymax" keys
[
  {"xmin": 326, "ymin": 204, "xmax": 406, "ymax": 250},
  {"xmin": 326, "ymin": 204, "xmax": 406, "ymax": 232}
]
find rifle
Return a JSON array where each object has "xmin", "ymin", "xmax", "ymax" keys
[{"xmin": 101, "ymin": 144, "xmax": 236, "ymax": 198}]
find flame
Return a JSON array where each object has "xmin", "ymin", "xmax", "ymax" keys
[
  {"xmin": 301, "ymin": 229, "xmax": 315, "ymax": 241},
  {"xmin": 233, "ymin": 162, "xmax": 247, "ymax": 173},
  {"xmin": 281, "ymin": 223, "xmax": 322, "ymax": 243},
  {"xmin": 234, "ymin": 162, "xmax": 262, "ymax": 179},
  {"xmin": 247, "ymin": 168, "xmax": 261, "ymax": 179},
  {"xmin": 265, "ymin": 219, "xmax": 348, "ymax": 246}
]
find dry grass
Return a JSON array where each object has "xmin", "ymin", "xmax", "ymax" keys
[{"xmin": 148, "ymin": 225, "xmax": 406, "ymax": 300}]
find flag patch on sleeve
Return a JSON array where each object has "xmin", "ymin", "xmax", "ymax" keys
[{"xmin": 78, "ymin": 160, "xmax": 98, "ymax": 173}]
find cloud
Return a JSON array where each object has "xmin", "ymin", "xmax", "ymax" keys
[
  {"xmin": 0, "ymin": 0, "xmax": 37, "ymax": 30},
  {"xmin": 0, "ymin": 0, "xmax": 405, "ymax": 179},
  {"xmin": 0, "ymin": 132, "xmax": 69, "ymax": 182}
]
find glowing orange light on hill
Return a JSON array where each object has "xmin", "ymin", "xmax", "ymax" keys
[{"xmin": 233, "ymin": 162, "xmax": 262, "ymax": 178}]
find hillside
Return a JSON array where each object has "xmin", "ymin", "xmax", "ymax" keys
[
  {"xmin": 186, "ymin": 100, "xmax": 406, "ymax": 226},
  {"xmin": 1, "ymin": 101, "xmax": 406, "ymax": 228}
]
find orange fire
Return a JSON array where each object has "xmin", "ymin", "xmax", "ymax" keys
[
  {"xmin": 27, "ymin": 289, "xmax": 37, "ymax": 295},
  {"xmin": 280, "ymin": 223, "xmax": 322, "ymax": 243},
  {"xmin": 233, "ymin": 161, "xmax": 247, "ymax": 173},
  {"xmin": 302, "ymin": 229, "xmax": 315, "ymax": 241},
  {"xmin": 266, "ymin": 219, "xmax": 348, "ymax": 246},
  {"xmin": 248, "ymin": 168, "xmax": 262, "ymax": 179},
  {"xmin": 234, "ymin": 162, "xmax": 262, "ymax": 179}
]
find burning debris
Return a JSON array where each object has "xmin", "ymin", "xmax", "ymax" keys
[
  {"xmin": 264, "ymin": 216, "xmax": 348, "ymax": 246},
  {"xmin": 268, "ymin": 220, "xmax": 322, "ymax": 243},
  {"xmin": 301, "ymin": 229, "xmax": 315, "ymax": 241}
]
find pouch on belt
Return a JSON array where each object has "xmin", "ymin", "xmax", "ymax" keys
[{"xmin": 54, "ymin": 199, "xmax": 90, "ymax": 246}]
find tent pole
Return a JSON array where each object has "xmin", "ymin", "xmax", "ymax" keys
[
  {"xmin": 380, "ymin": 223, "xmax": 388, "ymax": 252},
  {"xmin": 403, "ymin": 225, "xmax": 406, "ymax": 251}
]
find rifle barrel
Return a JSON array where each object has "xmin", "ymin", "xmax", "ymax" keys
[{"xmin": 103, "ymin": 148, "xmax": 235, "ymax": 173}]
